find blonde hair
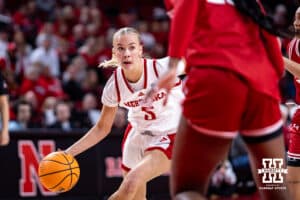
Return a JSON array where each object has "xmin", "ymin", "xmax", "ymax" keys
[
  {"xmin": 112, "ymin": 27, "xmax": 141, "ymax": 44},
  {"xmin": 98, "ymin": 27, "xmax": 142, "ymax": 68}
]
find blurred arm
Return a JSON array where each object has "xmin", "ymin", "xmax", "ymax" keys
[{"xmin": 0, "ymin": 94, "xmax": 9, "ymax": 146}]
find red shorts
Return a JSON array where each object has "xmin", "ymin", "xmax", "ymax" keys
[
  {"xmin": 183, "ymin": 68, "xmax": 283, "ymax": 138},
  {"xmin": 288, "ymin": 108, "xmax": 300, "ymax": 159}
]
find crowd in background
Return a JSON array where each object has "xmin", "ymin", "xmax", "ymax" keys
[{"xmin": 0, "ymin": 0, "xmax": 170, "ymax": 132}]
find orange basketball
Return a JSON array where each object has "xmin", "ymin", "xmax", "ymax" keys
[{"xmin": 38, "ymin": 151, "xmax": 80, "ymax": 193}]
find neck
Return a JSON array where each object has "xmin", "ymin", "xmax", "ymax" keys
[{"xmin": 123, "ymin": 59, "xmax": 144, "ymax": 83}]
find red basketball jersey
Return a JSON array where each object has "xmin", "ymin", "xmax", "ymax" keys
[
  {"xmin": 168, "ymin": 0, "xmax": 283, "ymax": 100},
  {"xmin": 288, "ymin": 38, "xmax": 300, "ymax": 104}
]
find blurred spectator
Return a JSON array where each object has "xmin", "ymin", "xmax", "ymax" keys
[
  {"xmin": 31, "ymin": 33, "xmax": 60, "ymax": 77},
  {"xmin": 19, "ymin": 64, "xmax": 47, "ymax": 108},
  {"xmin": 80, "ymin": 68, "xmax": 103, "ymax": 99},
  {"xmin": 11, "ymin": 30, "xmax": 32, "ymax": 83},
  {"xmin": 79, "ymin": 36, "xmax": 109, "ymax": 68},
  {"xmin": 12, "ymin": 1, "xmax": 41, "ymax": 46},
  {"xmin": 0, "ymin": 26, "xmax": 10, "ymax": 70},
  {"xmin": 41, "ymin": 96, "xmax": 57, "ymax": 127},
  {"xmin": 70, "ymin": 24, "xmax": 86, "ymax": 49},
  {"xmin": 39, "ymin": 65, "xmax": 65, "ymax": 101},
  {"xmin": 9, "ymin": 99, "xmax": 40, "ymax": 131},
  {"xmin": 73, "ymin": 93, "xmax": 100, "ymax": 128},
  {"xmin": 116, "ymin": 9, "xmax": 138, "ymax": 28},
  {"xmin": 56, "ymin": 38, "xmax": 74, "ymax": 72},
  {"xmin": 273, "ymin": 4, "xmax": 288, "ymax": 29},
  {"xmin": 62, "ymin": 56, "xmax": 86, "ymax": 102},
  {"xmin": 137, "ymin": 21, "xmax": 156, "ymax": 52},
  {"xmin": 22, "ymin": 90, "xmax": 39, "ymax": 113},
  {"xmin": 35, "ymin": 0, "xmax": 56, "ymax": 19},
  {"xmin": 48, "ymin": 101, "xmax": 76, "ymax": 131},
  {"xmin": 36, "ymin": 22, "xmax": 58, "ymax": 48}
]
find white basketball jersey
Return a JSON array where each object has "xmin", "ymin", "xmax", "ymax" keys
[{"xmin": 102, "ymin": 57, "xmax": 184, "ymax": 135}]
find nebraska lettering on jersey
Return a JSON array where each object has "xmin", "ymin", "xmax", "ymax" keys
[
  {"xmin": 18, "ymin": 140, "xmax": 56, "ymax": 197},
  {"xmin": 102, "ymin": 57, "xmax": 184, "ymax": 133},
  {"xmin": 124, "ymin": 91, "xmax": 166, "ymax": 107}
]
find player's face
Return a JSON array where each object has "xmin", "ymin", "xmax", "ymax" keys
[
  {"xmin": 112, "ymin": 33, "xmax": 143, "ymax": 70},
  {"xmin": 294, "ymin": 7, "xmax": 300, "ymax": 38}
]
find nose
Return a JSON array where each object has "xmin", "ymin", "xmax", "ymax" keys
[{"xmin": 124, "ymin": 48, "xmax": 131, "ymax": 57}]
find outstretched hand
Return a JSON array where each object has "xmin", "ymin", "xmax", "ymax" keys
[{"xmin": 144, "ymin": 58, "xmax": 180, "ymax": 106}]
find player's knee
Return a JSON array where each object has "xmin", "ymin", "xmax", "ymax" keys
[{"xmin": 121, "ymin": 173, "xmax": 142, "ymax": 194}]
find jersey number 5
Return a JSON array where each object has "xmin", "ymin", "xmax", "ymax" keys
[{"xmin": 141, "ymin": 106, "xmax": 156, "ymax": 120}]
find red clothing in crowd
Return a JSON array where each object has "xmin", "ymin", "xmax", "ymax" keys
[{"xmin": 19, "ymin": 75, "xmax": 65, "ymax": 107}]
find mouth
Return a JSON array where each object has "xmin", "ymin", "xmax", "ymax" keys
[{"xmin": 123, "ymin": 61, "xmax": 132, "ymax": 65}]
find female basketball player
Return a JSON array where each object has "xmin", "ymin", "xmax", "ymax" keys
[
  {"xmin": 151, "ymin": 0, "xmax": 290, "ymax": 199},
  {"xmin": 64, "ymin": 27, "xmax": 184, "ymax": 200},
  {"xmin": 283, "ymin": 6, "xmax": 300, "ymax": 200}
]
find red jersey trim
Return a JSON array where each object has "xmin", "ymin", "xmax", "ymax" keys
[
  {"xmin": 287, "ymin": 151, "xmax": 300, "ymax": 159},
  {"xmin": 121, "ymin": 123, "xmax": 132, "ymax": 152},
  {"xmin": 114, "ymin": 70, "xmax": 121, "ymax": 103},
  {"xmin": 174, "ymin": 79, "xmax": 182, "ymax": 87},
  {"xmin": 153, "ymin": 59, "xmax": 159, "ymax": 78},
  {"xmin": 143, "ymin": 59, "xmax": 148, "ymax": 89},
  {"xmin": 121, "ymin": 123, "xmax": 133, "ymax": 172},
  {"xmin": 121, "ymin": 69, "xmax": 134, "ymax": 93},
  {"xmin": 121, "ymin": 163, "xmax": 131, "ymax": 172},
  {"xmin": 296, "ymin": 39, "xmax": 300, "ymax": 57}
]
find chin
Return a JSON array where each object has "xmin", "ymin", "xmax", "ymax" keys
[{"xmin": 122, "ymin": 64, "xmax": 132, "ymax": 70}]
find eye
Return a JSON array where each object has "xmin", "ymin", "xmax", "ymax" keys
[
  {"xmin": 117, "ymin": 47, "xmax": 124, "ymax": 51},
  {"xmin": 129, "ymin": 46, "xmax": 135, "ymax": 51}
]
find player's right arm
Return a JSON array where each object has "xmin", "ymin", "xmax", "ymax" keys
[
  {"xmin": 65, "ymin": 105, "xmax": 118, "ymax": 157},
  {"xmin": 65, "ymin": 74, "xmax": 119, "ymax": 157}
]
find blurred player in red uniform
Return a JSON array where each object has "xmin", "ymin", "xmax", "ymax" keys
[
  {"xmin": 283, "ymin": 6, "xmax": 300, "ymax": 200},
  {"xmin": 155, "ymin": 0, "xmax": 290, "ymax": 199}
]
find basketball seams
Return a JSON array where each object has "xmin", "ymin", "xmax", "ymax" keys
[
  {"xmin": 49, "ymin": 173, "xmax": 79, "ymax": 191},
  {"xmin": 61, "ymin": 153, "xmax": 74, "ymax": 190},
  {"xmin": 40, "ymin": 159, "xmax": 71, "ymax": 165},
  {"xmin": 39, "ymin": 167, "xmax": 80, "ymax": 177}
]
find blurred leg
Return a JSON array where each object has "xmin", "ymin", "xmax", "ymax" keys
[
  {"xmin": 287, "ymin": 166, "xmax": 300, "ymax": 200},
  {"xmin": 171, "ymin": 117, "xmax": 233, "ymax": 199},
  {"xmin": 244, "ymin": 132, "xmax": 289, "ymax": 200}
]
